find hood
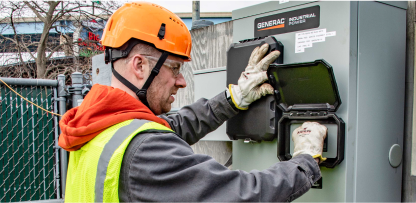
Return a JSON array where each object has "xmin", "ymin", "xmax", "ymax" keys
[{"xmin": 58, "ymin": 84, "xmax": 171, "ymax": 151}]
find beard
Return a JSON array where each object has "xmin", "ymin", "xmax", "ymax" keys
[{"xmin": 146, "ymin": 79, "xmax": 172, "ymax": 115}]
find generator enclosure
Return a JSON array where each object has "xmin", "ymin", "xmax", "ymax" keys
[{"xmin": 230, "ymin": 1, "xmax": 406, "ymax": 202}]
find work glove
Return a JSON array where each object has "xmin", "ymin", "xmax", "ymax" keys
[
  {"xmin": 228, "ymin": 43, "xmax": 280, "ymax": 110},
  {"xmin": 292, "ymin": 122, "xmax": 327, "ymax": 164}
]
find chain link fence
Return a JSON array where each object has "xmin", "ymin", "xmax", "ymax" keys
[{"xmin": 0, "ymin": 78, "xmax": 61, "ymax": 202}]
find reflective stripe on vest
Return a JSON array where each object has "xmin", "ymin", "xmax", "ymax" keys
[{"xmin": 65, "ymin": 119, "xmax": 173, "ymax": 203}]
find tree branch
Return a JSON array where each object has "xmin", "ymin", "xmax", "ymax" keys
[
  {"xmin": 9, "ymin": 7, "xmax": 31, "ymax": 72},
  {"xmin": 32, "ymin": 1, "xmax": 47, "ymax": 14},
  {"xmin": 46, "ymin": 44, "xmax": 64, "ymax": 59},
  {"xmin": 23, "ymin": 1, "xmax": 46, "ymax": 22}
]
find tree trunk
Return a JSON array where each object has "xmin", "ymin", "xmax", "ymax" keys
[
  {"xmin": 35, "ymin": 36, "xmax": 48, "ymax": 78},
  {"xmin": 35, "ymin": 52, "xmax": 47, "ymax": 78},
  {"xmin": 36, "ymin": 25, "xmax": 50, "ymax": 78}
]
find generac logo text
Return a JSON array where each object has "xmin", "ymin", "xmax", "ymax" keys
[{"xmin": 257, "ymin": 18, "xmax": 285, "ymax": 31}]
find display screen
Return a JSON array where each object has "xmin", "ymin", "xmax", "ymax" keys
[{"xmin": 269, "ymin": 61, "xmax": 339, "ymax": 107}]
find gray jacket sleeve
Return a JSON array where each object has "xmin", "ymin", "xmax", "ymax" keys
[
  {"xmin": 159, "ymin": 91, "xmax": 238, "ymax": 145},
  {"xmin": 119, "ymin": 132, "xmax": 321, "ymax": 202}
]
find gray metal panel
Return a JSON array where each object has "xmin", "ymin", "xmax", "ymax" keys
[
  {"xmin": 354, "ymin": 1, "xmax": 405, "ymax": 202},
  {"xmin": 194, "ymin": 69, "xmax": 229, "ymax": 141},
  {"xmin": 92, "ymin": 54, "xmax": 112, "ymax": 86},
  {"xmin": 193, "ymin": 69, "xmax": 227, "ymax": 102},
  {"xmin": 377, "ymin": 1, "xmax": 408, "ymax": 9},
  {"xmin": 232, "ymin": 1, "xmax": 317, "ymax": 20},
  {"xmin": 232, "ymin": 2, "xmax": 351, "ymax": 201},
  {"xmin": 232, "ymin": 139, "xmax": 280, "ymax": 171},
  {"xmin": 345, "ymin": 2, "xmax": 359, "ymax": 201},
  {"xmin": 231, "ymin": 0, "xmax": 407, "ymax": 201}
]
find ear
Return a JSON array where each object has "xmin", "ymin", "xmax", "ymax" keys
[{"xmin": 130, "ymin": 54, "xmax": 146, "ymax": 80}]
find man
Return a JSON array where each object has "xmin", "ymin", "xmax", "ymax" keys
[{"xmin": 59, "ymin": 2, "xmax": 326, "ymax": 202}]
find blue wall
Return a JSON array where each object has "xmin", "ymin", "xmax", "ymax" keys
[
  {"xmin": 1, "ymin": 21, "xmax": 75, "ymax": 35},
  {"xmin": 2, "ymin": 22, "xmax": 48, "ymax": 35}
]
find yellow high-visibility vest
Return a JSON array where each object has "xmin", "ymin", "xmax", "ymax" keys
[{"xmin": 65, "ymin": 119, "xmax": 173, "ymax": 202}]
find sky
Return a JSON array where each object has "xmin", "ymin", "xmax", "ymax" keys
[{"xmin": 118, "ymin": 1, "xmax": 269, "ymax": 13}]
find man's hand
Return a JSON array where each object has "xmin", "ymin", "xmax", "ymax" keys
[
  {"xmin": 228, "ymin": 43, "xmax": 280, "ymax": 110},
  {"xmin": 292, "ymin": 122, "xmax": 328, "ymax": 164}
]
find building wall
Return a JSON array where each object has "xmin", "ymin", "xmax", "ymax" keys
[
  {"xmin": 181, "ymin": 17, "xmax": 232, "ymax": 29},
  {"xmin": 172, "ymin": 21, "xmax": 233, "ymax": 166}
]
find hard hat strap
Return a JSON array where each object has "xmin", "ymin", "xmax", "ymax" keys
[
  {"xmin": 109, "ymin": 49, "xmax": 169, "ymax": 110},
  {"xmin": 137, "ymin": 51, "xmax": 169, "ymax": 107},
  {"xmin": 104, "ymin": 40, "xmax": 141, "ymax": 64},
  {"xmin": 141, "ymin": 51, "xmax": 169, "ymax": 91},
  {"xmin": 110, "ymin": 62, "xmax": 140, "ymax": 98}
]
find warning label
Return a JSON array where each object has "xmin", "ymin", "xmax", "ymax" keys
[
  {"xmin": 254, "ymin": 6, "xmax": 320, "ymax": 37},
  {"xmin": 295, "ymin": 28, "xmax": 337, "ymax": 53}
]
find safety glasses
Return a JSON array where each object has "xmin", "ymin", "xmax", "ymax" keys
[{"xmin": 144, "ymin": 56, "xmax": 184, "ymax": 78}]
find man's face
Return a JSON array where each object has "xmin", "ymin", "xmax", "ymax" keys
[{"xmin": 146, "ymin": 55, "xmax": 186, "ymax": 115}]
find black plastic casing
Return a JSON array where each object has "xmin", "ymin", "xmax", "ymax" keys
[
  {"xmin": 226, "ymin": 36, "xmax": 284, "ymax": 86},
  {"xmin": 226, "ymin": 36, "xmax": 284, "ymax": 141},
  {"xmin": 268, "ymin": 60, "xmax": 345, "ymax": 168},
  {"xmin": 277, "ymin": 112, "xmax": 345, "ymax": 168},
  {"xmin": 227, "ymin": 95, "xmax": 280, "ymax": 141}
]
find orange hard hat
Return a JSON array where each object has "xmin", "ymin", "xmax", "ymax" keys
[{"xmin": 100, "ymin": 1, "xmax": 192, "ymax": 61}]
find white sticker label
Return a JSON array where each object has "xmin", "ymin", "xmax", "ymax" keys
[
  {"xmin": 295, "ymin": 48, "xmax": 305, "ymax": 53},
  {"xmin": 326, "ymin": 31, "xmax": 336, "ymax": 37},
  {"xmin": 279, "ymin": 0, "xmax": 289, "ymax": 4},
  {"xmin": 295, "ymin": 28, "xmax": 336, "ymax": 53}
]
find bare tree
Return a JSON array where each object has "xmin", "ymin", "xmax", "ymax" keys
[{"xmin": 0, "ymin": 1, "xmax": 121, "ymax": 79}]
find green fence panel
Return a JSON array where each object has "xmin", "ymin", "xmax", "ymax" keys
[
  {"xmin": 46, "ymin": 87, "xmax": 55, "ymax": 199},
  {"xmin": 21, "ymin": 87, "xmax": 28, "ymax": 201},
  {"xmin": 1, "ymin": 86, "xmax": 7, "ymax": 201},
  {"xmin": 27, "ymin": 86, "xmax": 35, "ymax": 200},
  {"xmin": 15, "ymin": 87, "xmax": 22, "ymax": 200},
  {"xmin": 11, "ymin": 87, "xmax": 18, "ymax": 201},
  {"xmin": 27, "ymin": 88, "xmax": 36, "ymax": 201},
  {"xmin": 6, "ymin": 87, "xmax": 12, "ymax": 202},
  {"xmin": 35, "ymin": 86, "xmax": 43, "ymax": 200},
  {"xmin": 0, "ymin": 83, "xmax": 59, "ymax": 202}
]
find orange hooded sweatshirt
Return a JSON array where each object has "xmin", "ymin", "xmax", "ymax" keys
[{"xmin": 58, "ymin": 84, "xmax": 171, "ymax": 151}]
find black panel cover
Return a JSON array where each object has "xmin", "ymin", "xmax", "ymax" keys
[
  {"xmin": 227, "ymin": 36, "xmax": 284, "ymax": 85},
  {"xmin": 267, "ymin": 59, "xmax": 341, "ymax": 112},
  {"xmin": 226, "ymin": 36, "xmax": 284, "ymax": 141}
]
